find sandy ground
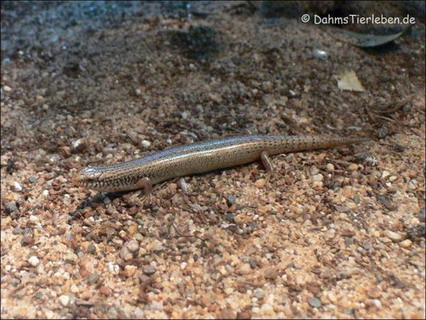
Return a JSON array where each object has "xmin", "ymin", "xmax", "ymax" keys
[{"xmin": 1, "ymin": 1, "xmax": 425, "ymax": 319}]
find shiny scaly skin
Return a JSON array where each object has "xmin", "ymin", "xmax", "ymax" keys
[{"xmin": 77, "ymin": 135, "xmax": 369, "ymax": 192}]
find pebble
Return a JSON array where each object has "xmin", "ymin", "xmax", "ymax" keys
[
  {"xmin": 226, "ymin": 195, "xmax": 236, "ymax": 206},
  {"xmin": 254, "ymin": 288, "xmax": 265, "ymax": 299},
  {"xmin": 372, "ymin": 299, "xmax": 382, "ymax": 309},
  {"xmin": 107, "ymin": 262, "xmax": 120, "ymax": 274},
  {"xmin": 345, "ymin": 238, "xmax": 355, "ymax": 247},
  {"xmin": 88, "ymin": 272, "xmax": 101, "ymax": 284},
  {"xmin": 125, "ymin": 265, "xmax": 138, "ymax": 277},
  {"xmin": 347, "ymin": 163, "xmax": 358, "ymax": 171},
  {"xmin": 153, "ymin": 245, "xmax": 165, "ymax": 252},
  {"xmin": 3, "ymin": 85, "xmax": 12, "ymax": 92},
  {"xmin": 417, "ymin": 208, "xmax": 425, "ymax": 222},
  {"xmin": 224, "ymin": 287, "xmax": 234, "ymax": 295},
  {"xmin": 383, "ymin": 230, "xmax": 403, "ymax": 242},
  {"xmin": 408, "ymin": 179, "xmax": 417, "ymax": 190},
  {"xmin": 325, "ymin": 229, "xmax": 336, "ymax": 239},
  {"xmin": 12, "ymin": 182, "xmax": 23, "ymax": 192},
  {"xmin": 28, "ymin": 256, "xmax": 40, "ymax": 267},
  {"xmin": 49, "ymin": 154, "xmax": 61, "ymax": 163},
  {"xmin": 326, "ymin": 163, "xmax": 335, "ymax": 171},
  {"xmin": 125, "ymin": 240, "xmax": 139, "ymax": 252},
  {"xmin": 12, "ymin": 227, "xmax": 24, "ymax": 234},
  {"xmin": 224, "ymin": 213, "xmax": 235, "ymax": 222},
  {"xmin": 100, "ymin": 285, "xmax": 112, "ymax": 295},
  {"xmin": 308, "ymin": 296, "xmax": 322, "ymax": 308},
  {"xmin": 143, "ymin": 265, "xmax": 157, "ymax": 275},
  {"xmin": 209, "ymin": 93, "xmax": 222, "ymax": 103},
  {"xmin": 400, "ymin": 239, "xmax": 412, "ymax": 248},
  {"xmin": 312, "ymin": 48, "xmax": 328, "ymax": 60},
  {"xmin": 119, "ymin": 246, "xmax": 133, "ymax": 261},
  {"xmin": 59, "ymin": 295, "xmax": 70, "ymax": 307},
  {"xmin": 150, "ymin": 301, "xmax": 163, "ymax": 311},
  {"xmin": 288, "ymin": 89, "xmax": 297, "ymax": 97},
  {"xmin": 28, "ymin": 176, "xmax": 38, "ymax": 183},
  {"xmin": 141, "ymin": 140, "xmax": 151, "ymax": 148},
  {"xmin": 382, "ymin": 171, "xmax": 390, "ymax": 178},
  {"xmin": 70, "ymin": 285, "xmax": 79, "ymax": 293},
  {"xmin": 260, "ymin": 303, "xmax": 274, "ymax": 313},
  {"xmin": 71, "ymin": 138, "xmax": 88, "ymax": 153},
  {"xmin": 4, "ymin": 202, "xmax": 18, "ymax": 214},
  {"xmin": 254, "ymin": 178, "xmax": 266, "ymax": 188},
  {"xmin": 312, "ymin": 174, "xmax": 324, "ymax": 182},
  {"xmin": 341, "ymin": 186, "xmax": 354, "ymax": 198},
  {"xmin": 310, "ymin": 166, "xmax": 320, "ymax": 175},
  {"xmin": 44, "ymin": 310, "xmax": 54, "ymax": 318},
  {"xmin": 240, "ymin": 263, "xmax": 251, "ymax": 275},
  {"xmin": 134, "ymin": 308, "xmax": 144, "ymax": 318}
]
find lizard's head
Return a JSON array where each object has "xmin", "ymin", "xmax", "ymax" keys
[
  {"xmin": 75, "ymin": 166, "xmax": 145, "ymax": 193},
  {"xmin": 75, "ymin": 167, "xmax": 106, "ymax": 191}
]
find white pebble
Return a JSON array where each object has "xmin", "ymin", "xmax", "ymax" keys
[
  {"xmin": 312, "ymin": 48, "xmax": 328, "ymax": 60},
  {"xmin": 372, "ymin": 299, "xmax": 382, "ymax": 309},
  {"xmin": 381, "ymin": 170, "xmax": 390, "ymax": 178},
  {"xmin": 181, "ymin": 111, "xmax": 189, "ymax": 119},
  {"xmin": 312, "ymin": 174, "xmax": 324, "ymax": 182},
  {"xmin": 3, "ymin": 85, "xmax": 12, "ymax": 92},
  {"xmin": 28, "ymin": 256, "xmax": 40, "ymax": 267},
  {"xmin": 384, "ymin": 230, "xmax": 402, "ymax": 242},
  {"xmin": 107, "ymin": 262, "xmax": 120, "ymax": 274},
  {"xmin": 141, "ymin": 140, "xmax": 151, "ymax": 148},
  {"xmin": 59, "ymin": 295, "xmax": 70, "ymax": 306},
  {"xmin": 70, "ymin": 284, "xmax": 80, "ymax": 293},
  {"xmin": 13, "ymin": 182, "xmax": 23, "ymax": 192}
]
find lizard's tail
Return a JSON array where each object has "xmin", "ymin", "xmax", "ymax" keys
[{"xmin": 271, "ymin": 135, "xmax": 371, "ymax": 154}]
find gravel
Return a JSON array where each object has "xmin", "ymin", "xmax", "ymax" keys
[{"xmin": 1, "ymin": 1, "xmax": 424, "ymax": 319}]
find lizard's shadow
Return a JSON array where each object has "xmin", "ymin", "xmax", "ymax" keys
[{"xmin": 70, "ymin": 191, "xmax": 136, "ymax": 220}]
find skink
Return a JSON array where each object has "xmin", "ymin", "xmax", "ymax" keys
[{"xmin": 76, "ymin": 134, "xmax": 369, "ymax": 193}]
